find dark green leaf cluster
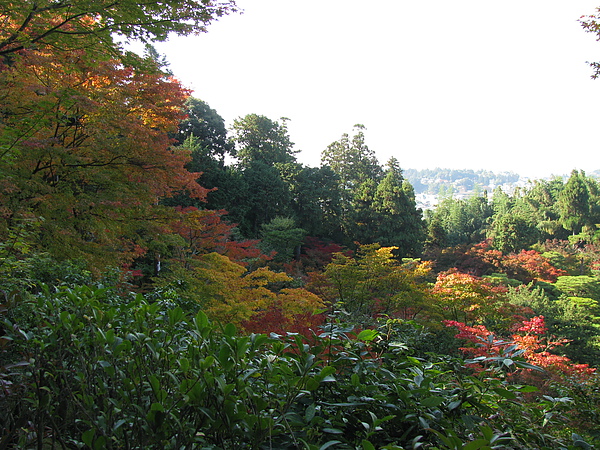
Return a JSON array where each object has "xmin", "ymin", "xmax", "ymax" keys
[
  {"xmin": 174, "ymin": 111, "xmax": 425, "ymax": 256},
  {"xmin": 1, "ymin": 285, "xmax": 597, "ymax": 448}
]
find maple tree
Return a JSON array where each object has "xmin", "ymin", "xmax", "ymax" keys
[
  {"xmin": 499, "ymin": 250, "xmax": 567, "ymax": 283},
  {"xmin": 154, "ymin": 251, "xmax": 324, "ymax": 328},
  {"xmin": 429, "ymin": 241, "xmax": 566, "ymax": 284},
  {"xmin": 465, "ymin": 242, "xmax": 566, "ymax": 283},
  {"xmin": 167, "ymin": 206, "xmax": 264, "ymax": 266},
  {"xmin": 0, "ymin": 28, "xmax": 208, "ymax": 269},
  {"xmin": 312, "ymin": 244, "xmax": 433, "ymax": 321},
  {"xmin": 433, "ymin": 269, "xmax": 511, "ymax": 326},
  {"xmin": 445, "ymin": 316, "xmax": 596, "ymax": 381},
  {"xmin": 0, "ymin": 0, "xmax": 237, "ymax": 58},
  {"xmin": 0, "ymin": 0, "xmax": 243, "ymax": 271}
]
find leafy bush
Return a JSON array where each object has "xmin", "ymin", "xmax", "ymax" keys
[{"xmin": 1, "ymin": 285, "xmax": 598, "ymax": 448}]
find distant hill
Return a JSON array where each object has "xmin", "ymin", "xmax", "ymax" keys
[{"xmin": 403, "ymin": 168, "xmax": 521, "ymax": 196}]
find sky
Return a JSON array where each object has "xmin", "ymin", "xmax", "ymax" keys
[{"xmin": 150, "ymin": 1, "xmax": 600, "ymax": 179}]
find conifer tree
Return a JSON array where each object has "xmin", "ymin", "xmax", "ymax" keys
[{"xmin": 372, "ymin": 158, "xmax": 425, "ymax": 257}]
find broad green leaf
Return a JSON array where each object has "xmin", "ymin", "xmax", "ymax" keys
[
  {"xmin": 357, "ymin": 329, "xmax": 378, "ymax": 342},
  {"xmin": 492, "ymin": 387, "xmax": 517, "ymax": 399},
  {"xmin": 463, "ymin": 439, "xmax": 492, "ymax": 450},
  {"xmin": 319, "ymin": 441, "xmax": 342, "ymax": 450},
  {"xmin": 421, "ymin": 396, "xmax": 444, "ymax": 407},
  {"xmin": 82, "ymin": 429, "xmax": 95, "ymax": 448},
  {"xmin": 361, "ymin": 440, "xmax": 376, "ymax": 450}
]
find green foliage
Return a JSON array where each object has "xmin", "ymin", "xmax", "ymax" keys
[
  {"xmin": 507, "ymin": 283, "xmax": 600, "ymax": 365},
  {"xmin": 488, "ymin": 214, "xmax": 540, "ymax": 253},
  {"xmin": 318, "ymin": 244, "xmax": 434, "ymax": 324},
  {"xmin": 558, "ymin": 170, "xmax": 593, "ymax": 235},
  {"xmin": 175, "ymin": 98, "xmax": 233, "ymax": 156},
  {"xmin": 426, "ymin": 194, "xmax": 492, "ymax": 248},
  {"xmin": 260, "ymin": 216, "xmax": 307, "ymax": 263},
  {"xmin": 372, "ymin": 158, "xmax": 425, "ymax": 257},
  {"xmin": 241, "ymin": 161, "xmax": 292, "ymax": 237},
  {"xmin": 2, "ymin": 285, "xmax": 596, "ymax": 449},
  {"xmin": 555, "ymin": 275, "xmax": 600, "ymax": 301},
  {"xmin": 289, "ymin": 165, "xmax": 344, "ymax": 240},
  {"xmin": 321, "ymin": 125, "xmax": 382, "ymax": 191},
  {"xmin": 482, "ymin": 273, "xmax": 522, "ymax": 287},
  {"xmin": 232, "ymin": 114, "xmax": 297, "ymax": 168},
  {"xmin": 321, "ymin": 130, "xmax": 424, "ymax": 252},
  {"xmin": 0, "ymin": 0, "xmax": 238, "ymax": 58}
]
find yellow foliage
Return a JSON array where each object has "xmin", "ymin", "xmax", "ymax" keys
[
  {"xmin": 318, "ymin": 244, "xmax": 434, "ymax": 320},
  {"xmin": 188, "ymin": 253, "xmax": 322, "ymax": 327}
]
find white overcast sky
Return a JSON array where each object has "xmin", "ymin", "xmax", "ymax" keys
[{"xmin": 152, "ymin": 1, "xmax": 600, "ymax": 179}]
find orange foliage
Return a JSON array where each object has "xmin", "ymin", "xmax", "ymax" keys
[
  {"xmin": 0, "ymin": 40, "xmax": 207, "ymax": 268},
  {"xmin": 430, "ymin": 241, "xmax": 566, "ymax": 284},
  {"xmin": 445, "ymin": 317, "xmax": 596, "ymax": 381},
  {"xmin": 170, "ymin": 207, "xmax": 265, "ymax": 266},
  {"xmin": 499, "ymin": 250, "xmax": 566, "ymax": 283},
  {"xmin": 433, "ymin": 269, "xmax": 509, "ymax": 325},
  {"xmin": 187, "ymin": 253, "xmax": 324, "ymax": 329},
  {"xmin": 466, "ymin": 242, "xmax": 566, "ymax": 283}
]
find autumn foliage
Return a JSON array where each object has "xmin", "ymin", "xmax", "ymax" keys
[
  {"xmin": 0, "ymin": 38, "xmax": 209, "ymax": 268},
  {"xmin": 445, "ymin": 316, "xmax": 596, "ymax": 381},
  {"xmin": 432, "ymin": 269, "xmax": 510, "ymax": 325}
]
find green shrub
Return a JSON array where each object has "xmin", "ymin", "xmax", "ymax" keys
[{"xmin": 1, "ymin": 285, "xmax": 597, "ymax": 449}]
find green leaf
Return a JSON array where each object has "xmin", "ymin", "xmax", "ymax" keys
[
  {"xmin": 150, "ymin": 402, "xmax": 164, "ymax": 412},
  {"xmin": 149, "ymin": 374, "xmax": 160, "ymax": 396},
  {"xmin": 492, "ymin": 387, "xmax": 517, "ymax": 399},
  {"xmin": 93, "ymin": 436, "xmax": 106, "ymax": 450},
  {"xmin": 305, "ymin": 403, "xmax": 316, "ymax": 423},
  {"xmin": 421, "ymin": 396, "xmax": 444, "ymax": 407},
  {"xmin": 361, "ymin": 440, "xmax": 376, "ymax": 450},
  {"xmin": 318, "ymin": 365, "xmax": 336, "ymax": 379},
  {"xmin": 82, "ymin": 429, "xmax": 95, "ymax": 448},
  {"xmin": 305, "ymin": 377, "xmax": 320, "ymax": 391},
  {"xmin": 517, "ymin": 385, "xmax": 538, "ymax": 393},
  {"xmin": 319, "ymin": 441, "xmax": 342, "ymax": 450},
  {"xmin": 113, "ymin": 419, "xmax": 127, "ymax": 431},
  {"xmin": 513, "ymin": 360, "xmax": 545, "ymax": 372},
  {"xmin": 463, "ymin": 439, "xmax": 492, "ymax": 450},
  {"xmin": 195, "ymin": 311, "xmax": 209, "ymax": 329},
  {"xmin": 179, "ymin": 357, "xmax": 190, "ymax": 373},
  {"xmin": 357, "ymin": 329, "xmax": 378, "ymax": 342},
  {"xmin": 224, "ymin": 322, "xmax": 237, "ymax": 337},
  {"xmin": 168, "ymin": 306, "xmax": 184, "ymax": 325},
  {"xmin": 479, "ymin": 425, "xmax": 493, "ymax": 441},
  {"xmin": 448, "ymin": 400, "xmax": 462, "ymax": 410},
  {"xmin": 202, "ymin": 355, "xmax": 215, "ymax": 369}
]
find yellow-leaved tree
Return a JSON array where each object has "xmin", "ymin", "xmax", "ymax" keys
[
  {"xmin": 154, "ymin": 252, "xmax": 324, "ymax": 329},
  {"xmin": 310, "ymin": 244, "xmax": 433, "ymax": 322}
]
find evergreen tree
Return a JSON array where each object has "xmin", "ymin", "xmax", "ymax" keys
[
  {"xmin": 321, "ymin": 125, "xmax": 382, "ymax": 191},
  {"xmin": 241, "ymin": 161, "xmax": 291, "ymax": 238},
  {"xmin": 320, "ymin": 125, "xmax": 383, "ymax": 245},
  {"xmin": 372, "ymin": 158, "xmax": 425, "ymax": 256},
  {"xmin": 229, "ymin": 114, "xmax": 297, "ymax": 238},
  {"xmin": 232, "ymin": 114, "xmax": 297, "ymax": 168},
  {"xmin": 558, "ymin": 170, "xmax": 592, "ymax": 236},
  {"xmin": 290, "ymin": 166, "xmax": 343, "ymax": 241}
]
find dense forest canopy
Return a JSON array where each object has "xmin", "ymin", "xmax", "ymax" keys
[{"xmin": 2, "ymin": 2, "xmax": 600, "ymax": 448}]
